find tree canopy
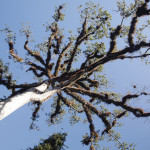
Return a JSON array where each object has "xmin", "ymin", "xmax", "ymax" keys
[
  {"xmin": 27, "ymin": 132, "xmax": 67, "ymax": 150},
  {"xmin": 0, "ymin": 0, "xmax": 150, "ymax": 149}
]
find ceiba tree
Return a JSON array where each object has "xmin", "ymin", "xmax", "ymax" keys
[{"xmin": 0, "ymin": 0, "xmax": 150, "ymax": 149}]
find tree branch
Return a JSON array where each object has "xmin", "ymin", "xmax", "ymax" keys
[
  {"xmin": 67, "ymin": 87, "xmax": 150, "ymax": 118},
  {"xmin": 24, "ymin": 40, "xmax": 45, "ymax": 66},
  {"xmin": 8, "ymin": 41, "xmax": 23, "ymax": 62}
]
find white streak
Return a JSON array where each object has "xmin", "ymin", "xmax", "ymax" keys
[{"xmin": 0, "ymin": 81, "xmax": 58, "ymax": 120}]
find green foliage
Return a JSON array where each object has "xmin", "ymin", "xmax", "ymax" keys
[
  {"xmin": 116, "ymin": 0, "xmax": 144, "ymax": 18},
  {"xmin": 20, "ymin": 23, "xmax": 32, "ymax": 38},
  {"xmin": 0, "ymin": 25, "xmax": 16, "ymax": 43},
  {"xmin": 27, "ymin": 133, "xmax": 68, "ymax": 150}
]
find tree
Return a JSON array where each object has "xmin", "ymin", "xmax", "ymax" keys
[
  {"xmin": 0, "ymin": 0, "xmax": 150, "ymax": 149},
  {"xmin": 27, "ymin": 132, "xmax": 67, "ymax": 150}
]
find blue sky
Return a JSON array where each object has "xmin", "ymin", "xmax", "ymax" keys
[{"xmin": 0, "ymin": 0, "xmax": 150, "ymax": 150}]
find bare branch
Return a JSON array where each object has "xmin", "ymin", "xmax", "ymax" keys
[
  {"xmin": 83, "ymin": 104, "xmax": 99, "ymax": 145},
  {"xmin": 8, "ymin": 41, "xmax": 23, "ymax": 62},
  {"xmin": 51, "ymin": 97, "xmax": 62, "ymax": 123},
  {"xmin": 24, "ymin": 40, "xmax": 45, "ymax": 66},
  {"xmin": 54, "ymin": 41, "xmax": 72, "ymax": 77},
  {"xmin": 108, "ymin": 25, "xmax": 122, "ymax": 54},
  {"xmin": 128, "ymin": 17, "xmax": 138, "ymax": 47}
]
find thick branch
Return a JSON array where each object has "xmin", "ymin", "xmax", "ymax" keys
[
  {"xmin": 0, "ymin": 81, "xmax": 58, "ymax": 120},
  {"xmin": 67, "ymin": 87, "xmax": 150, "ymax": 117},
  {"xmin": 66, "ymin": 19, "xmax": 100, "ymax": 72},
  {"xmin": 65, "ymin": 90, "xmax": 111, "ymax": 132},
  {"xmin": 108, "ymin": 25, "xmax": 121, "ymax": 54}
]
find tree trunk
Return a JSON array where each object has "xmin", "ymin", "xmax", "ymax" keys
[{"xmin": 0, "ymin": 81, "xmax": 58, "ymax": 120}]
